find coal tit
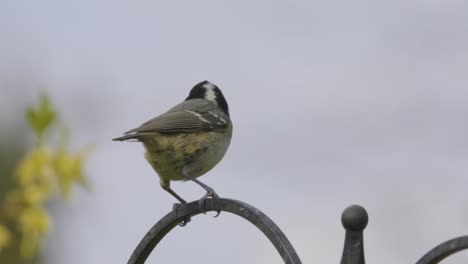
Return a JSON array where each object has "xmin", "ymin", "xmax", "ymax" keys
[{"xmin": 113, "ymin": 81, "xmax": 232, "ymax": 212}]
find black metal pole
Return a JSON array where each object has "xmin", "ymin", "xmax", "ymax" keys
[{"xmin": 340, "ymin": 205, "xmax": 368, "ymax": 264}]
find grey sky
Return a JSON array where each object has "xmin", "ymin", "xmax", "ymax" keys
[{"xmin": 1, "ymin": 0, "xmax": 468, "ymax": 263}]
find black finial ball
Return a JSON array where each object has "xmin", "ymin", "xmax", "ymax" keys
[{"xmin": 341, "ymin": 205, "xmax": 368, "ymax": 231}]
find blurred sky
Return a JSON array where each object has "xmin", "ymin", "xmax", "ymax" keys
[{"xmin": 1, "ymin": 0, "xmax": 468, "ymax": 263}]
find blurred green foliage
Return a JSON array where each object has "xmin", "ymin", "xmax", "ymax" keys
[
  {"xmin": 26, "ymin": 95, "xmax": 56, "ymax": 142},
  {"xmin": 0, "ymin": 94, "xmax": 91, "ymax": 260}
]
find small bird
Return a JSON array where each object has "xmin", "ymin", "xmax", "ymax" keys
[{"xmin": 113, "ymin": 81, "xmax": 232, "ymax": 212}]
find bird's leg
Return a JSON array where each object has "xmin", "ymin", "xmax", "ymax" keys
[
  {"xmin": 163, "ymin": 185, "xmax": 187, "ymax": 204},
  {"xmin": 181, "ymin": 173, "xmax": 221, "ymax": 216},
  {"xmin": 160, "ymin": 180, "xmax": 190, "ymax": 226},
  {"xmin": 161, "ymin": 182, "xmax": 187, "ymax": 204}
]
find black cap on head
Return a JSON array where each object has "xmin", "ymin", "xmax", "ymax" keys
[{"xmin": 186, "ymin": 81, "xmax": 229, "ymax": 116}]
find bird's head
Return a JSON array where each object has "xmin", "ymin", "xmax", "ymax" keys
[{"xmin": 186, "ymin": 81, "xmax": 229, "ymax": 116}]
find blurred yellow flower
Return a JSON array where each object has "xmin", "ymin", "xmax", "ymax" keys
[
  {"xmin": 15, "ymin": 146, "xmax": 53, "ymax": 187},
  {"xmin": 0, "ymin": 224, "xmax": 12, "ymax": 250},
  {"xmin": 52, "ymin": 148, "xmax": 89, "ymax": 199},
  {"xmin": 0, "ymin": 94, "xmax": 91, "ymax": 259},
  {"xmin": 17, "ymin": 206, "xmax": 51, "ymax": 258},
  {"xmin": 22, "ymin": 185, "xmax": 51, "ymax": 207},
  {"xmin": 19, "ymin": 233, "xmax": 39, "ymax": 259},
  {"xmin": 18, "ymin": 207, "xmax": 51, "ymax": 235}
]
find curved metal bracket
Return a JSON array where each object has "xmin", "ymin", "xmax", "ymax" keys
[
  {"xmin": 127, "ymin": 198, "xmax": 302, "ymax": 264},
  {"xmin": 416, "ymin": 236, "xmax": 468, "ymax": 264},
  {"xmin": 128, "ymin": 200, "xmax": 468, "ymax": 263}
]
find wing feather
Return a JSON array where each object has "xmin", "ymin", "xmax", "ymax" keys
[
  {"xmin": 125, "ymin": 110, "xmax": 227, "ymax": 135},
  {"xmin": 113, "ymin": 99, "xmax": 229, "ymax": 141}
]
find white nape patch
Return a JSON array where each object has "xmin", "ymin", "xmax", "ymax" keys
[
  {"xmin": 208, "ymin": 111, "xmax": 227, "ymax": 124},
  {"xmin": 203, "ymin": 83, "xmax": 217, "ymax": 102},
  {"xmin": 186, "ymin": 110, "xmax": 211, "ymax": 123}
]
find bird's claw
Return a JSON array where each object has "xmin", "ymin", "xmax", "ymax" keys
[
  {"xmin": 178, "ymin": 217, "xmax": 191, "ymax": 226},
  {"xmin": 172, "ymin": 203, "xmax": 191, "ymax": 227},
  {"xmin": 199, "ymin": 189, "xmax": 221, "ymax": 217}
]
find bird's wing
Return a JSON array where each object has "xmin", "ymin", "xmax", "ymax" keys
[{"xmin": 125, "ymin": 109, "xmax": 228, "ymax": 134}]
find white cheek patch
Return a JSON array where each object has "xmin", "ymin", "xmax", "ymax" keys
[
  {"xmin": 203, "ymin": 83, "xmax": 217, "ymax": 102},
  {"xmin": 186, "ymin": 110, "xmax": 211, "ymax": 123}
]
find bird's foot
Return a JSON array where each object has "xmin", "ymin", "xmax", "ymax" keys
[
  {"xmin": 173, "ymin": 203, "xmax": 191, "ymax": 227},
  {"xmin": 199, "ymin": 188, "xmax": 221, "ymax": 217}
]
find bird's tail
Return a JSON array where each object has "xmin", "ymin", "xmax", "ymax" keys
[
  {"xmin": 112, "ymin": 131, "xmax": 155, "ymax": 142},
  {"xmin": 112, "ymin": 134, "xmax": 141, "ymax": 142}
]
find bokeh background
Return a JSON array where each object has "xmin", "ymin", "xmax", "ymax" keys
[{"xmin": 2, "ymin": 0, "xmax": 468, "ymax": 263}]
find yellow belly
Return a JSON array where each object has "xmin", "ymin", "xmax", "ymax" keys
[{"xmin": 142, "ymin": 126, "xmax": 232, "ymax": 182}]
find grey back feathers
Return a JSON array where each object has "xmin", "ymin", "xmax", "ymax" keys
[
  {"xmin": 126, "ymin": 99, "xmax": 228, "ymax": 134},
  {"xmin": 112, "ymin": 81, "xmax": 230, "ymax": 142}
]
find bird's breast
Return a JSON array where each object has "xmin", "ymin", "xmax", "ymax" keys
[{"xmin": 143, "ymin": 126, "xmax": 232, "ymax": 182}]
